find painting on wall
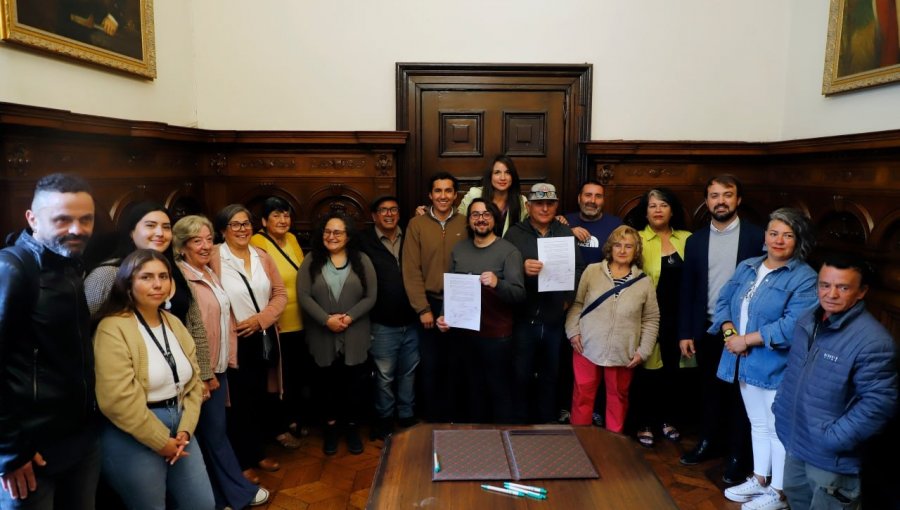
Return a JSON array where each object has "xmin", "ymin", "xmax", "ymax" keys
[
  {"xmin": 0, "ymin": 0, "xmax": 155, "ymax": 79},
  {"xmin": 823, "ymin": 0, "xmax": 900, "ymax": 94}
]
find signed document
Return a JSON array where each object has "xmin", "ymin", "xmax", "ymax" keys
[
  {"xmin": 537, "ymin": 237, "xmax": 575, "ymax": 292},
  {"xmin": 443, "ymin": 273, "xmax": 481, "ymax": 331}
]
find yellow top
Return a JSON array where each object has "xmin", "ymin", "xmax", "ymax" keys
[{"xmin": 250, "ymin": 231, "xmax": 305, "ymax": 332}]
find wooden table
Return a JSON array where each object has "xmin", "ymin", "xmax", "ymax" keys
[{"xmin": 366, "ymin": 424, "xmax": 678, "ymax": 509}]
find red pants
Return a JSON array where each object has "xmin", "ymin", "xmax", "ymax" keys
[{"xmin": 571, "ymin": 352, "xmax": 634, "ymax": 432}]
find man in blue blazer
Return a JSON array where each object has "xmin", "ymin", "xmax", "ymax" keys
[{"xmin": 677, "ymin": 175, "xmax": 764, "ymax": 484}]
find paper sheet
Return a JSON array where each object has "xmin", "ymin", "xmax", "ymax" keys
[
  {"xmin": 537, "ymin": 236, "xmax": 575, "ymax": 292},
  {"xmin": 443, "ymin": 273, "xmax": 481, "ymax": 331}
]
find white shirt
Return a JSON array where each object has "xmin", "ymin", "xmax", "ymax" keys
[
  {"xmin": 218, "ymin": 244, "xmax": 272, "ymax": 322},
  {"xmin": 739, "ymin": 262, "xmax": 775, "ymax": 336},
  {"xmin": 136, "ymin": 315, "xmax": 193, "ymax": 403}
]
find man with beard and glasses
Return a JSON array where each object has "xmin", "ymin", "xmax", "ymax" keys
[
  {"xmin": 677, "ymin": 174, "xmax": 764, "ymax": 485},
  {"xmin": 0, "ymin": 174, "xmax": 100, "ymax": 509},
  {"xmin": 437, "ymin": 198, "xmax": 524, "ymax": 423}
]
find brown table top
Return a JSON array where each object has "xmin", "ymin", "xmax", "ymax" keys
[{"xmin": 366, "ymin": 423, "xmax": 679, "ymax": 509}]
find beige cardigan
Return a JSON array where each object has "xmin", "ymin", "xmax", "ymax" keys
[
  {"xmin": 565, "ymin": 261, "xmax": 660, "ymax": 367},
  {"xmin": 94, "ymin": 312, "xmax": 202, "ymax": 452}
]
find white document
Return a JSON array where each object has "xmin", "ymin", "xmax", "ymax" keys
[
  {"xmin": 443, "ymin": 273, "xmax": 482, "ymax": 331},
  {"xmin": 537, "ymin": 236, "xmax": 576, "ymax": 292}
]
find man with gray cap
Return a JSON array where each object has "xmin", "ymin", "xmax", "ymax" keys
[{"xmin": 505, "ymin": 183, "xmax": 585, "ymax": 423}]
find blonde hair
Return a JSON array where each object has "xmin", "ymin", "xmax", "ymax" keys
[
  {"xmin": 172, "ymin": 215, "xmax": 214, "ymax": 260},
  {"xmin": 602, "ymin": 225, "xmax": 643, "ymax": 269}
]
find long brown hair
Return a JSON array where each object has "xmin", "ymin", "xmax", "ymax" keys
[{"xmin": 96, "ymin": 249, "xmax": 172, "ymax": 319}]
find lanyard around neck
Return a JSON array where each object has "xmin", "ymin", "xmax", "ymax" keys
[{"xmin": 135, "ymin": 310, "xmax": 180, "ymax": 386}]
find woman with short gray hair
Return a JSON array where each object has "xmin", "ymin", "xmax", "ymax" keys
[{"xmin": 709, "ymin": 207, "xmax": 818, "ymax": 509}]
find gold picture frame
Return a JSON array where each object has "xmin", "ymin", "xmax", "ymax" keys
[
  {"xmin": 823, "ymin": 0, "xmax": 900, "ymax": 95},
  {"xmin": 0, "ymin": 0, "xmax": 155, "ymax": 79}
]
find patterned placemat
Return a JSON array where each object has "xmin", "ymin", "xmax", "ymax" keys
[
  {"xmin": 503, "ymin": 429, "xmax": 599, "ymax": 480},
  {"xmin": 432, "ymin": 430, "xmax": 513, "ymax": 481}
]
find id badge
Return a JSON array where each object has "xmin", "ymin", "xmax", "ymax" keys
[{"xmin": 175, "ymin": 384, "xmax": 185, "ymax": 412}]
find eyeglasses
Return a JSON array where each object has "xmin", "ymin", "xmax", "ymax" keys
[
  {"xmin": 323, "ymin": 229, "xmax": 346, "ymax": 238},
  {"xmin": 470, "ymin": 211, "xmax": 493, "ymax": 220},
  {"xmin": 377, "ymin": 207, "xmax": 399, "ymax": 215},
  {"xmin": 227, "ymin": 221, "xmax": 252, "ymax": 231}
]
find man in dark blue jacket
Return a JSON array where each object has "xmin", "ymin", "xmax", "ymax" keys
[
  {"xmin": 0, "ymin": 174, "xmax": 99, "ymax": 509},
  {"xmin": 774, "ymin": 253, "xmax": 898, "ymax": 510},
  {"xmin": 677, "ymin": 175, "xmax": 764, "ymax": 484},
  {"xmin": 360, "ymin": 196, "xmax": 420, "ymax": 439}
]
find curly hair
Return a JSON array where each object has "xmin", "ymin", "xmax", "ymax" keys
[
  {"xmin": 307, "ymin": 212, "xmax": 367, "ymax": 292},
  {"xmin": 602, "ymin": 225, "xmax": 644, "ymax": 269}
]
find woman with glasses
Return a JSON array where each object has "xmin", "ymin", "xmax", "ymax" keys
[
  {"xmin": 174, "ymin": 215, "xmax": 269, "ymax": 508},
  {"xmin": 94, "ymin": 249, "xmax": 214, "ymax": 510},
  {"xmin": 211, "ymin": 204, "xmax": 287, "ymax": 480},
  {"xmin": 250, "ymin": 197, "xmax": 308, "ymax": 449},
  {"xmin": 297, "ymin": 212, "xmax": 377, "ymax": 455}
]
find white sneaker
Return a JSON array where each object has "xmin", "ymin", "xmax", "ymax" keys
[
  {"xmin": 741, "ymin": 487, "xmax": 789, "ymax": 510},
  {"xmin": 725, "ymin": 476, "xmax": 768, "ymax": 503},
  {"xmin": 250, "ymin": 487, "xmax": 269, "ymax": 506}
]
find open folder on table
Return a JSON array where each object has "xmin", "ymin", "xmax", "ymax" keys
[{"xmin": 431, "ymin": 428, "xmax": 599, "ymax": 481}]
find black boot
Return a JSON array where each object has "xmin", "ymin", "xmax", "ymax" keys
[
  {"xmin": 346, "ymin": 423, "xmax": 363, "ymax": 455},
  {"xmin": 323, "ymin": 422, "xmax": 338, "ymax": 455},
  {"xmin": 680, "ymin": 438, "xmax": 720, "ymax": 465},
  {"xmin": 722, "ymin": 456, "xmax": 751, "ymax": 484}
]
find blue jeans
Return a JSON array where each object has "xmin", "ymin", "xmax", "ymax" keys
[
  {"xmin": 0, "ymin": 430, "xmax": 101, "ymax": 510},
  {"xmin": 783, "ymin": 453, "xmax": 861, "ymax": 510},
  {"xmin": 370, "ymin": 322, "xmax": 420, "ymax": 419},
  {"xmin": 101, "ymin": 405, "xmax": 215, "ymax": 510}
]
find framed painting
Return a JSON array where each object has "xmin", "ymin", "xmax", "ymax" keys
[
  {"xmin": 0, "ymin": 0, "xmax": 155, "ymax": 79},
  {"xmin": 823, "ymin": 0, "xmax": 900, "ymax": 94}
]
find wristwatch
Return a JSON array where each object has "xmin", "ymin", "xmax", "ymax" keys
[{"xmin": 723, "ymin": 328, "xmax": 738, "ymax": 339}]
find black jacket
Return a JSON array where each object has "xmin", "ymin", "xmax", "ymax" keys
[
  {"xmin": 0, "ymin": 231, "xmax": 96, "ymax": 475},
  {"xmin": 359, "ymin": 227, "xmax": 417, "ymax": 327},
  {"xmin": 677, "ymin": 219, "xmax": 765, "ymax": 342},
  {"xmin": 504, "ymin": 219, "xmax": 586, "ymax": 325}
]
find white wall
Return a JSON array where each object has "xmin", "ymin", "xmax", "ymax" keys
[
  {"xmin": 0, "ymin": 0, "xmax": 197, "ymax": 126},
  {"xmin": 192, "ymin": 0, "xmax": 790, "ymax": 141},
  {"xmin": 3, "ymin": 1, "xmax": 900, "ymax": 141},
  {"xmin": 781, "ymin": 0, "xmax": 900, "ymax": 139}
]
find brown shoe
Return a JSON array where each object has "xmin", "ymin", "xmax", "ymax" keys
[
  {"xmin": 257, "ymin": 458, "xmax": 281, "ymax": 472},
  {"xmin": 242, "ymin": 469, "xmax": 261, "ymax": 484}
]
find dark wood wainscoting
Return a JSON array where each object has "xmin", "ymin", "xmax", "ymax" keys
[
  {"xmin": 584, "ymin": 136, "xmax": 900, "ymax": 340},
  {"xmin": 0, "ymin": 103, "xmax": 407, "ymax": 259}
]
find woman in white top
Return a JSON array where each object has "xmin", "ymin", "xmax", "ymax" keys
[
  {"xmin": 211, "ymin": 204, "xmax": 287, "ymax": 477},
  {"xmin": 94, "ymin": 249, "xmax": 214, "ymax": 510}
]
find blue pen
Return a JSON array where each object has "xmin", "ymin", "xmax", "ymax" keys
[
  {"xmin": 433, "ymin": 452, "xmax": 441, "ymax": 473},
  {"xmin": 481, "ymin": 484, "xmax": 547, "ymax": 500}
]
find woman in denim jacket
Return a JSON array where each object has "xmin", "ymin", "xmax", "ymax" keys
[{"xmin": 708, "ymin": 208, "xmax": 818, "ymax": 510}]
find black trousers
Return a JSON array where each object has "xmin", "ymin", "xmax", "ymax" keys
[
  {"xmin": 464, "ymin": 335, "xmax": 514, "ymax": 424},
  {"xmin": 314, "ymin": 354, "xmax": 369, "ymax": 425},
  {"xmin": 226, "ymin": 332, "xmax": 271, "ymax": 469},
  {"xmin": 697, "ymin": 329, "xmax": 751, "ymax": 459}
]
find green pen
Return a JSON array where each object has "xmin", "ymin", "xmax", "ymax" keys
[
  {"xmin": 504, "ymin": 482, "xmax": 548, "ymax": 495},
  {"xmin": 433, "ymin": 452, "xmax": 441, "ymax": 473}
]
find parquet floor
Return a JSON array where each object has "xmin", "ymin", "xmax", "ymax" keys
[{"xmin": 250, "ymin": 425, "xmax": 741, "ymax": 510}]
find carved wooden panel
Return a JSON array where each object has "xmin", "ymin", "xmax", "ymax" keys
[
  {"xmin": 585, "ymin": 138, "xmax": 900, "ymax": 340},
  {"xmin": 0, "ymin": 103, "xmax": 406, "ymax": 255},
  {"xmin": 503, "ymin": 112, "xmax": 546, "ymax": 156},
  {"xmin": 439, "ymin": 112, "xmax": 483, "ymax": 157}
]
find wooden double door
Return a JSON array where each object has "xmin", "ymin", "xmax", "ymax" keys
[{"xmin": 397, "ymin": 64, "xmax": 592, "ymax": 213}]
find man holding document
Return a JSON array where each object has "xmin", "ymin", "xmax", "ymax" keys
[
  {"xmin": 437, "ymin": 198, "xmax": 525, "ymax": 423},
  {"xmin": 505, "ymin": 183, "xmax": 585, "ymax": 423}
]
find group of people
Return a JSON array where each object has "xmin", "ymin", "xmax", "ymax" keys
[{"xmin": 0, "ymin": 166, "xmax": 896, "ymax": 510}]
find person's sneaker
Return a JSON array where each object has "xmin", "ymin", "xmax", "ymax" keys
[
  {"xmin": 346, "ymin": 424, "xmax": 364, "ymax": 455},
  {"xmin": 557, "ymin": 409, "xmax": 571, "ymax": 424},
  {"xmin": 592, "ymin": 412, "xmax": 604, "ymax": 427},
  {"xmin": 249, "ymin": 487, "xmax": 269, "ymax": 507},
  {"xmin": 275, "ymin": 431, "xmax": 303, "ymax": 449},
  {"xmin": 741, "ymin": 487, "xmax": 789, "ymax": 510},
  {"xmin": 323, "ymin": 423, "xmax": 339, "ymax": 455},
  {"xmin": 725, "ymin": 476, "xmax": 768, "ymax": 503}
]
